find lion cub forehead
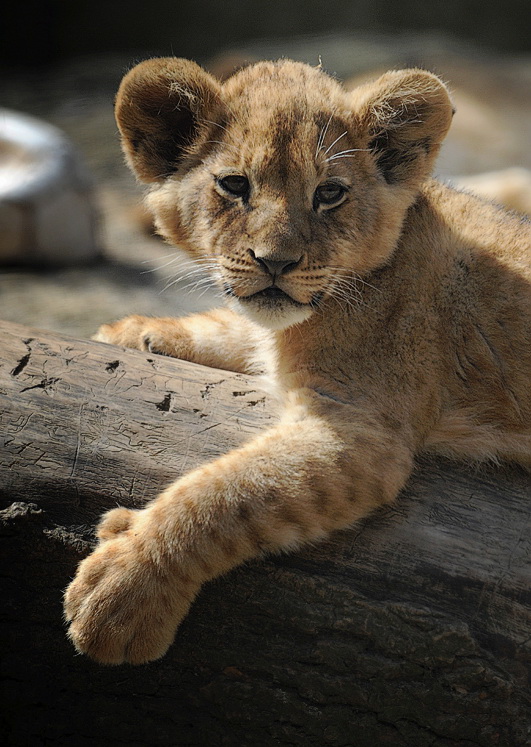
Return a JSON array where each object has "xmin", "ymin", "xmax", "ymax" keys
[
  {"xmin": 218, "ymin": 61, "xmax": 352, "ymax": 170},
  {"xmin": 224, "ymin": 59, "xmax": 343, "ymax": 92},
  {"xmin": 223, "ymin": 59, "xmax": 347, "ymax": 112}
]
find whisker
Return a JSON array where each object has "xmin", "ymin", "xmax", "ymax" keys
[
  {"xmin": 160, "ymin": 268, "xmax": 216, "ymax": 287},
  {"xmin": 162, "ymin": 274, "xmax": 218, "ymax": 295},
  {"xmin": 352, "ymin": 274, "xmax": 383, "ymax": 294},
  {"xmin": 159, "ymin": 264, "xmax": 216, "ymax": 290},
  {"xmin": 332, "ymin": 148, "xmax": 370, "ymax": 157},
  {"xmin": 141, "ymin": 255, "xmax": 185, "ymax": 274},
  {"xmin": 141, "ymin": 251, "xmax": 179, "ymax": 264},
  {"xmin": 315, "ymin": 113, "xmax": 334, "ymax": 157},
  {"xmin": 323, "ymin": 269, "xmax": 380, "ymax": 312},
  {"xmin": 323, "ymin": 130, "xmax": 348, "ymax": 156},
  {"xmin": 327, "ymin": 287, "xmax": 360, "ymax": 314},
  {"xmin": 169, "ymin": 259, "xmax": 219, "ymax": 274},
  {"xmin": 328, "ymin": 282, "xmax": 370, "ymax": 312},
  {"xmin": 164, "ymin": 267, "xmax": 218, "ymax": 282},
  {"xmin": 327, "ymin": 266, "xmax": 382, "ymax": 292},
  {"xmin": 326, "ymin": 155, "xmax": 358, "ymax": 162},
  {"xmin": 145, "ymin": 256, "xmax": 215, "ymax": 275},
  {"xmin": 164, "ymin": 271, "xmax": 211, "ymax": 288},
  {"xmin": 326, "ymin": 148, "xmax": 370, "ymax": 163},
  {"xmin": 197, "ymin": 283, "xmax": 220, "ymax": 300}
]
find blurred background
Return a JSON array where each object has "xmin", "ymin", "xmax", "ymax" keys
[
  {"xmin": 3, "ymin": 0, "xmax": 531, "ymax": 66},
  {"xmin": 1, "ymin": 0, "xmax": 530, "ymax": 338}
]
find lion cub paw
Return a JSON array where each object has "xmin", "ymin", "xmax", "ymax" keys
[
  {"xmin": 64, "ymin": 507, "xmax": 194, "ymax": 665},
  {"xmin": 93, "ymin": 315, "xmax": 158, "ymax": 352},
  {"xmin": 93, "ymin": 315, "xmax": 184, "ymax": 357}
]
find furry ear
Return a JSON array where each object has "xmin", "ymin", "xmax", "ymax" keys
[
  {"xmin": 115, "ymin": 57, "xmax": 225, "ymax": 182},
  {"xmin": 352, "ymin": 69, "xmax": 454, "ymax": 186}
]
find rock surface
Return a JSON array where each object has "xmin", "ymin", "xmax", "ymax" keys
[{"xmin": 0, "ymin": 109, "xmax": 100, "ymax": 265}]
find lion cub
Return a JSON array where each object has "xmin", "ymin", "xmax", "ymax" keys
[{"xmin": 64, "ymin": 58, "xmax": 531, "ymax": 665}]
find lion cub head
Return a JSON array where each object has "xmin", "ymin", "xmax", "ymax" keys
[{"xmin": 116, "ymin": 58, "xmax": 453, "ymax": 329}]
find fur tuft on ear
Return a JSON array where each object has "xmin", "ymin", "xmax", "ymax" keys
[
  {"xmin": 115, "ymin": 57, "xmax": 225, "ymax": 183},
  {"xmin": 351, "ymin": 69, "xmax": 454, "ymax": 186}
]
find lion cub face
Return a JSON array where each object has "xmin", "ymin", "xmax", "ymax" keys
[{"xmin": 116, "ymin": 59, "xmax": 453, "ymax": 329}]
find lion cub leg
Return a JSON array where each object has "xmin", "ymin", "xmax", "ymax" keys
[
  {"xmin": 93, "ymin": 307, "xmax": 266, "ymax": 374},
  {"xmin": 64, "ymin": 393, "xmax": 413, "ymax": 665}
]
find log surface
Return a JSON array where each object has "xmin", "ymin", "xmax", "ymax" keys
[{"xmin": 0, "ymin": 319, "xmax": 529, "ymax": 746}]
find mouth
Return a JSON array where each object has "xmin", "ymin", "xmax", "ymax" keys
[
  {"xmin": 224, "ymin": 280, "xmax": 325, "ymax": 308},
  {"xmin": 223, "ymin": 283, "xmax": 316, "ymax": 330},
  {"xmin": 223, "ymin": 283, "xmax": 307, "ymax": 307},
  {"xmin": 246, "ymin": 286, "xmax": 305, "ymax": 306}
]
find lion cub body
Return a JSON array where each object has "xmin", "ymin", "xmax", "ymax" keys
[{"xmin": 65, "ymin": 59, "xmax": 530, "ymax": 665}]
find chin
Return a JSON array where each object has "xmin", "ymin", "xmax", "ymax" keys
[{"xmin": 229, "ymin": 291, "xmax": 314, "ymax": 331}]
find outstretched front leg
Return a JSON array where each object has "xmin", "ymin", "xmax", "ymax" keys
[
  {"xmin": 64, "ymin": 391, "xmax": 414, "ymax": 665},
  {"xmin": 94, "ymin": 307, "xmax": 268, "ymax": 374}
]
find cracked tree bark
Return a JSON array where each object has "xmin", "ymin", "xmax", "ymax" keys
[{"xmin": 0, "ymin": 318, "xmax": 529, "ymax": 747}]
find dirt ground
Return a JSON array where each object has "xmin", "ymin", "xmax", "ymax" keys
[{"xmin": 1, "ymin": 33, "xmax": 530, "ymax": 339}]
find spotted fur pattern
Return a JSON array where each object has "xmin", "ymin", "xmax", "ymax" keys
[{"xmin": 64, "ymin": 58, "xmax": 531, "ymax": 664}]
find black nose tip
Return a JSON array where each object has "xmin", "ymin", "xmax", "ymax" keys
[{"xmin": 249, "ymin": 251, "xmax": 302, "ymax": 277}]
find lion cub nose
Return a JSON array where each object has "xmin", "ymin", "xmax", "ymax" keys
[{"xmin": 249, "ymin": 250, "xmax": 302, "ymax": 277}]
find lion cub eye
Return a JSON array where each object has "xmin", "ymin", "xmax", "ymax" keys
[
  {"xmin": 314, "ymin": 182, "xmax": 348, "ymax": 209},
  {"xmin": 217, "ymin": 174, "xmax": 250, "ymax": 198}
]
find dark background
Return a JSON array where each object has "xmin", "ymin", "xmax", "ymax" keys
[{"xmin": 3, "ymin": 0, "xmax": 531, "ymax": 69}]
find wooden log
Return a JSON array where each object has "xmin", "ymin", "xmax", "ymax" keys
[{"xmin": 0, "ymin": 319, "xmax": 529, "ymax": 746}]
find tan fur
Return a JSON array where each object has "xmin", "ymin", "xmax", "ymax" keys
[{"xmin": 64, "ymin": 58, "xmax": 531, "ymax": 665}]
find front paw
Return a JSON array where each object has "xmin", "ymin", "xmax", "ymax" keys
[
  {"xmin": 64, "ymin": 508, "xmax": 195, "ymax": 665},
  {"xmin": 93, "ymin": 315, "xmax": 184, "ymax": 356},
  {"xmin": 93, "ymin": 315, "xmax": 154, "ymax": 351}
]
